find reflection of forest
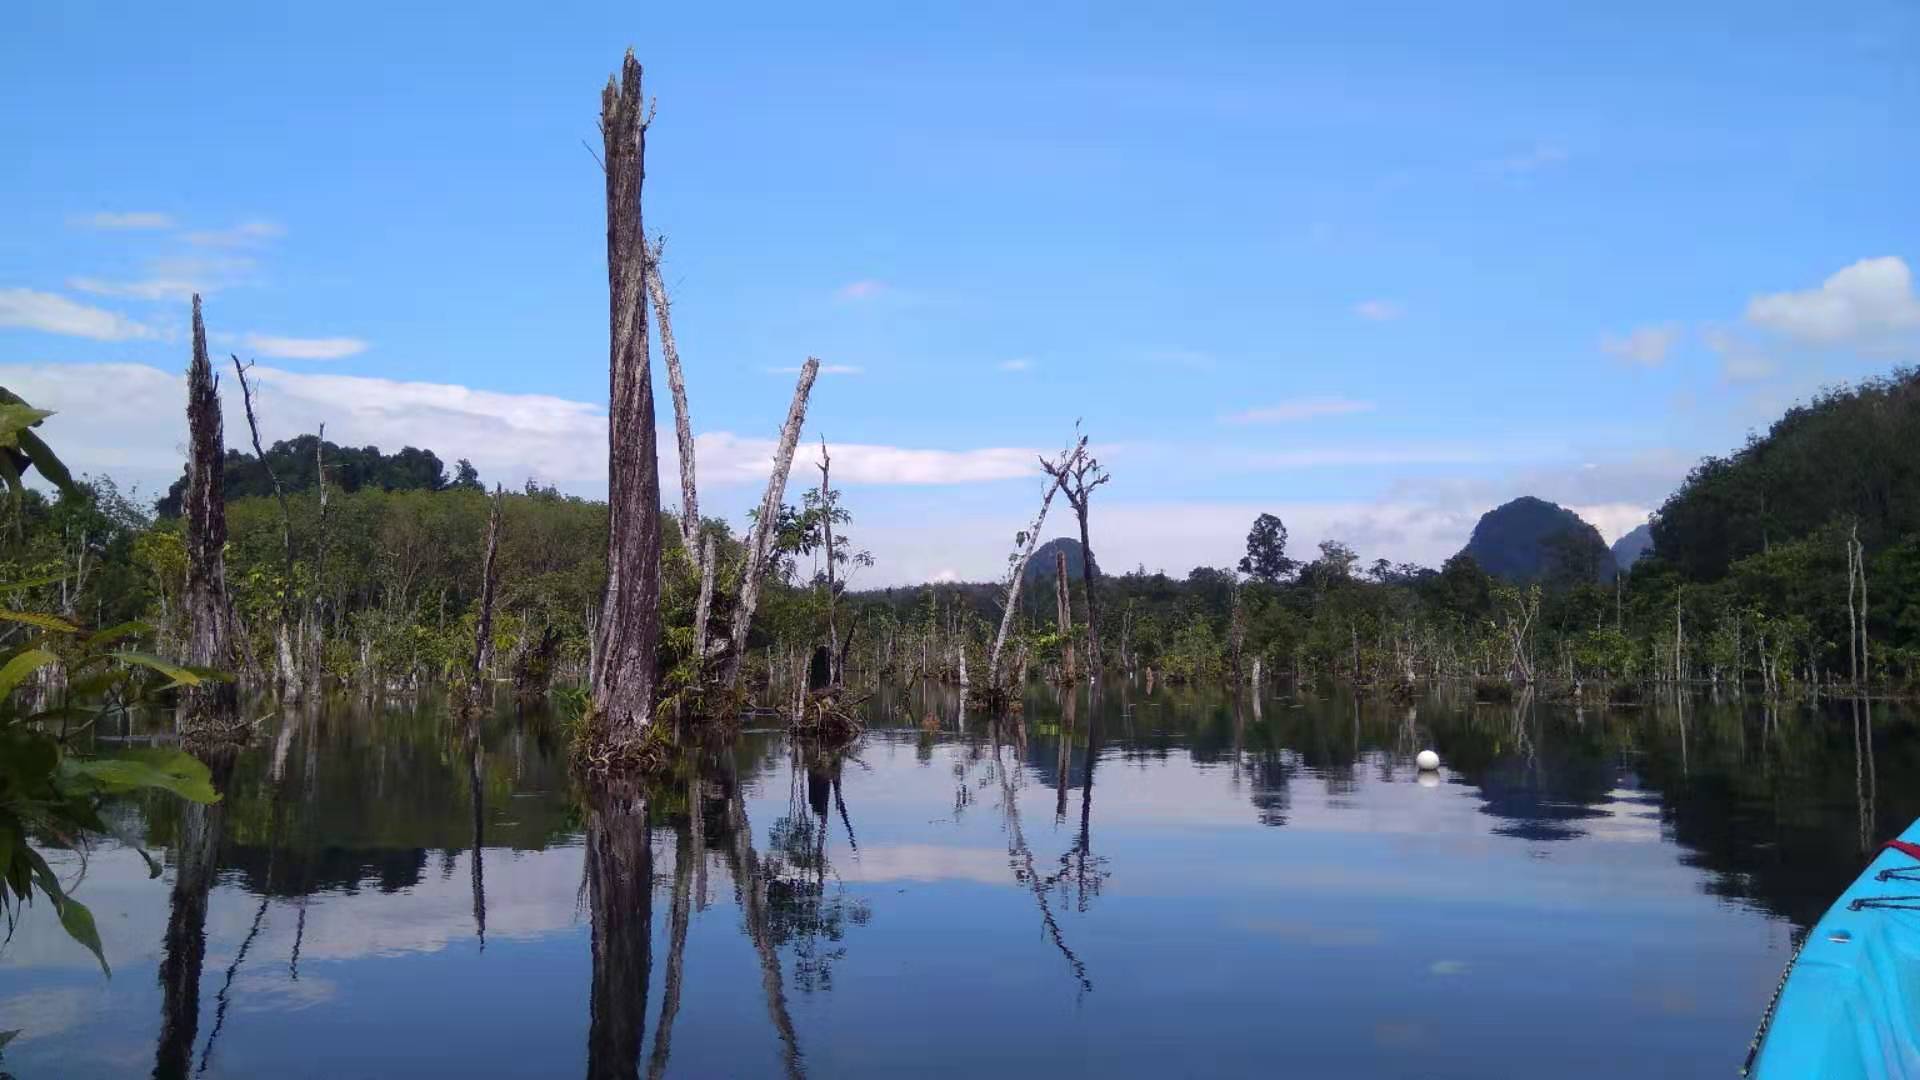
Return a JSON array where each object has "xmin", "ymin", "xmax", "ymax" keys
[
  {"xmin": 881, "ymin": 681, "xmax": 1918, "ymax": 933},
  {"xmin": 119, "ymin": 681, "xmax": 1920, "ymax": 1077}
]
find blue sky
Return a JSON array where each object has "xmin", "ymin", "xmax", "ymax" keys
[{"xmin": 4, "ymin": 1, "xmax": 1917, "ymax": 582}]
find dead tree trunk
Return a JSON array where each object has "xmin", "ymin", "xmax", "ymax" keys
[
  {"xmin": 590, "ymin": 51, "xmax": 665, "ymax": 741},
  {"xmin": 180, "ymin": 296, "xmax": 239, "ymax": 731},
  {"xmin": 986, "ymin": 437, "xmax": 1084, "ymax": 696},
  {"xmin": 1041, "ymin": 433, "xmax": 1109, "ymax": 675},
  {"xmin": 1054, "ymin": 549, "xmax": 1075, "ymax": 684},
  {"xmin": 721, "ymin": 358, "xmax": 821, "ymax": 689},
  {"xmin": 231, "ymin": 356, "xmax": 300, "ymax": 701},
  {"xmin": 310, "ymin": 425, "xmax": 329, "ymax": 693},
  {"xmin": 647, "ymin": 242, "xmax": 702, "ymax": 566},
  {"xmin": 473, "ymin": 484, "xmax": 504, "ymax": 685},
  {"xmin": 817, "ymin": 437, "xmax": 839, "ymax": 686}
]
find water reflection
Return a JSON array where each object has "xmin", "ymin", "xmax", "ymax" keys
[{"xmin": 3, "ymin": 684, "xmax": 1916, "ymax": 1077}]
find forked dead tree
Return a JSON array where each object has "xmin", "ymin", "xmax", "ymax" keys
[
  {"xmin": 230, "ymin": 357, "xmax": 301, "ymax": 700},
  {"xmin": 473, "ymin": 484, "xmax": 505, "ymax": 686},
  {"xmin": 721, "ymin": 359, "xmax": 821, "ymax": 690},
  {"xmin": 985, "ymin": 436, "xmax": 1086, "ymax": 697},
  {"xmin": 1054, "ymin": 549, "xmax": 1075, "ymax": 684},
  {"xmin": 180, "ymin": 295, "xmax": 239, "ymax": 732},
  {"xmin": 1040, "ymin": 429, "xmax": 1110, "ymax": 673}
]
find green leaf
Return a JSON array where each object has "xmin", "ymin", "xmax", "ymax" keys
[
  {"xmin": 57, "ymin": 894, "xmax": 108, "ymax": 976},
  {"xmin": 65, "ymin": 749, "xmax": 220, "ymax": 804},
  {"xmin": 0, "ymin": 648, "xmax": 58, "ymax": 698},
  {"xmin": 0, "ymin": 1027, "xmax": 19, "ymax": 1049},
  {"xmin": 0, "ymin": 403, "xmax": 53, "ymax": 448},
  {"xmin": 22, "ymin": 846, "xmax": 108, "ymax": 974},
  {"xmin": 0, "ymin": 572, "xmax": 73, "ymax": 592},
  {"xmin": 110, "ymin": 651, "xmax": 201, "ymax": 687},
  {"xmin": 0, "ymin": 822, "xmax": 15, "ymax": 894},
  {"xmin": 85, "ymin": 620, "xmax": 152, "ymax": 648},
  {"xmin": 16, "ymin": 428, "xmax": 78, "ymax": 498},
  {"xmin": 0, "ymin": 610, "xmax": 78, "ymax": 634}
]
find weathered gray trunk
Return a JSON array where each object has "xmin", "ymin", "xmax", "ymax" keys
[
  {"xmin": 591, "ymin": 51, "xmax": 665, "ymax": 739},
  {"xmin": 647, "ymin": 246, "xmax": 702, "ymax": 565},
  {"xmin": 473, "ymin": 485, "xmax": 504, "ymax": 684},
  {"xmin": 181, "ymin": 296, "xmax": 238, "ymax": 728},
  {"xmin": 818, "ymin": 438, "xmax": 839, "ymax": 685},
  {"xmin": 691, "ymin": 535, "xmax": 716, "ymax": 667},
  {"xmin": 231, "ymin": 356, "xmax": 299, "ymax": 698},
  {"xmin": 986, "ymin": 441, "xmax": 1081, "ymax": 694},
  {"xmin": 1054, "ymin": 549, "xmax": 1075, "ymax": 683},
  {"xmin": 722, "ymin": 358, "xmax": 821, "ymax": 689}
]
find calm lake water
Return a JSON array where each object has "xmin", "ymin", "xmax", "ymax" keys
[{"xmin": 3, "ymin": 682, "xmax": 1913, "ymax": 1078}]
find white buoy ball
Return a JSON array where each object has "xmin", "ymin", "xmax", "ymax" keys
[{"xmin": 1416, "ymin": 749, "xmax": 1441, "ymax": 771}]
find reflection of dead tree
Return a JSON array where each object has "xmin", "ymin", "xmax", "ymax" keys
[
  {"xmin": 1065, "ymin": 693, "xmax": 1107, "ymax": 914},
  {"xmin": 585, "ymin": 784, "xmax": 653, "ymax": 1080},
  {"xmin": 647, "ymin": 820, "xmax": 694, "ymax": 1080},
  {"xmin": 993, "ymin": 731, "xmax": 1092, "ymax": 993},
  {"xmin": 153, "ymin": 748, "xmax": 237, "ymax": 1080},
  {"xmin": 470, "ymin": 731, "xmax": 487, "ymax": 951},
  {"xmin": 722, "ymin": 781, "xmax": 806, "ymax": 1080}
]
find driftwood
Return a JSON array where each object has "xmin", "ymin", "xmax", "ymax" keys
[
  {"xmin": 590, "ymin": 50, "xmax": 666, "ymax": 742},
  {"xmin": 180, "ymin": 296, "xmax": 239, "ymax": 731},
  {"xmin": 722, "ymin": 358, "xmax": 821, "ymax": 689}
]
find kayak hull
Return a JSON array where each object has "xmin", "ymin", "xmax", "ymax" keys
[{"xmin": 1750, "ymin": 818, "xmax": 1920, "ymax": 1079}]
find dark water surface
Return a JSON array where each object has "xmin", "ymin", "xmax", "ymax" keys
[{"xmin": 4, "ymin": 683, "xmax": 1915, "ymax": 1078}]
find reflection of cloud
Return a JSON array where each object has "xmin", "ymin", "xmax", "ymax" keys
[
  {"xmin": 1232, "ymin": 918, "xmax": 1384, "ymax": 947},
  {"xmin": 0, "ymin": 986, "xmax": 92, "ymax": 1042},
  {"xmin": 836, "ymin": 844, "xmax": 1011, "ymax": 886}
]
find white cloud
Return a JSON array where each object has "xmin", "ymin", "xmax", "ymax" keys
[
  {"xmin": 998, "ymin": 358, "xmax": 1033, "ymax": 372},
  {"xmin": 67, "ymin": 275, "xmax": 199, "ymax": 302},
  {"xmin": 1566, "ymin": 503, "xmax": 1656, "ymax": 545},
  {"xmin": 764, "ymin": 363, "xmax": 862, "ymax": 376},
  {"xmin": 835, "ymin": 279, "xmax": 886, "ymax": 301},
  {"xmin": 69, "ymin": 211, "xmax": 175, "ymax": 230},
  {"xmin": 1488, "ymin": 142, "xmax": 1569, "ymax": 174},
  {"xmin": 1745, "ymin": 255, "xmax": 1920, "ymax": 349},
  {"xmin": 1225, "ymin": 397, "xmax": 1376, "ymax": 424},
  {"xmin": 1353, "ymin": 299, "xmax": 1404, "ymax": 322},
  {"xmin": 242, "ymin": 333, "xmax": 369, "ymax": 360},
  {"xmin": 0, "ymin": 288, "xmax": 153, "ymax": 340},
  {"xmin": 1601, "ymin": 323, "xmax": 1680, "ymax": 367},
  {"xmin": 185, "ymin": 219, "xmax": 285, "ymax": 248},
  {"xmin": 1245, "ymin": 444, "xmax": 1489, "ymax": 468},
  {"xmin": 1702, "ymin": 325, "xmax": 1779, "ymax": 383},
  {"xmin": 0, "ymin": 361, "xmax": 1047, "ymax": 506}
]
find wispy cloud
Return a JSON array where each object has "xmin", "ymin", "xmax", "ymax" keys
[
  {"xmin": 68, "ymin": 275, "xmax": 197, "ymax": 302},
  {"xmin": 1601, "ymin": 323, "xmax": 1680, "ymax": 367},
  {"xmin": 186, "ymin": 219, "xmax": 285, "ymax": 248},
  {"xmin": 1352, "ymin": 299, "xmax": 1404, "ymax": 322},
  {"xmin": 1225, "ymin": 396, "xmax": 1376, "ymax": 424},
  {"xmin": 0, "ymin": 288, "xmax": 153, "ymax": 341},
  {"xmin": 835, "ymin": 279, "xmax": 886, "ymax": 301},
  {"xmin": 765, "ymin": 363, "xmax": 862, "ymax": 376},
  {"xmin": 1488, "ymin": 142, "xmax": 1569, "ymax": 175},
  {"xmin": 69, "ymin": 211, "xmax": 175, "ymax": 230},
  {"xmin": 998, "ymin": 358, "xmax": 1033, "ymax": 372},
  {"xmin": 1702, "ymin": 325, "xmax": 1779, "ymax": 383},
  {"xmin": 1245, "ymin": 444, "xmax": 1489, "ymax": 468},
  {"xmin": 242, "ymin": 333, "xmax": 368, "ymax": 360},
  {"xmin": 1745, "ymin": 255, "xmax": 1920, "ymax": 351}
]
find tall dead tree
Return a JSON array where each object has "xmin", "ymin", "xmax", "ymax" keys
[
  {"xmin": 985, "ymin": 436, "xmax": 1085, "ymax": 696},
  {"xmin": 181, "ymin": 296, "xmax": 239, "ymax": 729},
  {"xmin": 231, "ymin": 357, "xmax": 300, "ymax": 700},
  {"xmin": 721, "ymin": 358, "xmax": 821, "ymax": 689},
  {"xmin": 310, "ymin": 425, "xmax": 330, "ymax": 691},
  {"xmin": 1040, "ymin": 430, "xmax": 1109, "ymax": 674},
  {"xmin": 473, "ymin": 484, "xmax": 505, "ymax": 685},
  {"xmin": 590, "ymin": 51, "xmax": 665, "ymax": 740},
  {"xmin": 817, "ymin": 437, "xmax": 840, "ymax": 686},
  {"xmin": 1054, "ymin": 549, "xmax": 1075, "ymax": 684}
]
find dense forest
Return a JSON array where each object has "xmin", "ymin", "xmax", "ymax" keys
[{"xmin": 6, "ymin": 366, "xmax": 1920, "ymax": 709}]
